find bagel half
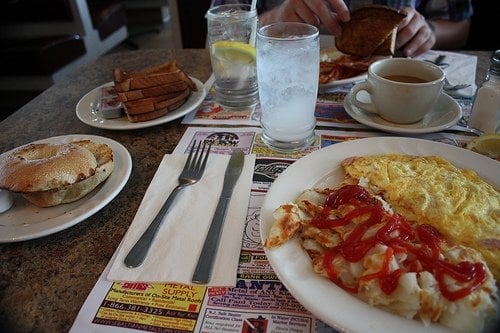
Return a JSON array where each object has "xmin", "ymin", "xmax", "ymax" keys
[
  {"xmin": 0, "ymin": 140, "xmax": 114, "ymax": 207},
  {"xmin": 0, "ymin": 143, "xmax": 97, "ymax": 192}
]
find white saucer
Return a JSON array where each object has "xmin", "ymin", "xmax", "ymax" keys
[{"xmin": 344, "ymin": 92, "xmax": 462, "ymax": 134}]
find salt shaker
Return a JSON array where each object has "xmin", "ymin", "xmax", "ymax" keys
[{"xmin": 469, "ymin": 50, "xmax": 500, "ymax": 133}]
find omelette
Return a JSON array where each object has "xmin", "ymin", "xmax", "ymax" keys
[{"xmin": 340, "ymin": 154, "xmax": 500, "ymax": 281}]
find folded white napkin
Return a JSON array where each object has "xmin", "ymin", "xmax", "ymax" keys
[
  {"xmin": 416, "ymin": 50, "xmax": 477, "ymax": 97},
  {"xmin": 107, "ymin": 152, "xmax": 256, "ymax": 286}
]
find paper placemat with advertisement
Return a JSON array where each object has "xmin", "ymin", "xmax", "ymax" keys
[{"xmin": 70, "ymin": 126, "xmax": 476, "ymax": 333}]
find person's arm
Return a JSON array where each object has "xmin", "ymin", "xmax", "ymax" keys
[
  {"xmin": 395, "ymin": 7, "xmax": 435, "ymax": 57},
  {"xmin": 396, "ymin": 6, "xmax": 471, "ymax": 57},
  {"xmin": 430, "ymin": 18, "xmax": 471, "ymax": 50},
  {"xmin": 259, "ymin": 0, "xmax": 350, "ymax": 36}
]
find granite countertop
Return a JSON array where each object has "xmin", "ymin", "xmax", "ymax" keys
[
  {"xmin": 0, "ymin": 49, "xmax": 491, "ymax": 333},
  {"xmin": 0, "ymin": 49, "xmax": 211, "ymax": 333}
]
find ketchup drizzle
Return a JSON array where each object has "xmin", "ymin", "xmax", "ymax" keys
[{"xmin": 311, "ymin": 185, "xmax": 487, "ymax": 301}]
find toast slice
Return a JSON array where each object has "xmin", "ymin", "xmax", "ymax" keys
[
  {"xmin": 114, "ymin": 69, "xmax": 196, "ymax": 92},
  {"xmin": 117, "ymin": 80, "xmax": 190, "ymax": 102},
  {"xmin": 372, "ymin": 28, "xmax": 398, "ymax": 56},
  {"xmin": 114, "ymin": 60, "xmax": 178, "ymax": 81},
  {"xmin": 125, "ymin": 96, "xmax": 189, "ymax": 122},
  {"xmin": 113, "ymin": 59, "xmax": 198, "ymax": 122},
  {"xmin": 123, "ymin": 88, "xmax": 191, "ymax": 115},
  {"xmin": 335, "ymin": 5, "xmax": 406, "ymax": 57},
  {"xmin": 113, "ymin": 60, "xmax": 197, "ymax": 92}
]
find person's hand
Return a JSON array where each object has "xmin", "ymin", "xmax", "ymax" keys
[
  {"xmin": 259, "ymin": 0, "xmax": 350, "ymax": 36},
  {"xmin": 395, "ymin": 7, "xmax": 436, "ymax": 57}
]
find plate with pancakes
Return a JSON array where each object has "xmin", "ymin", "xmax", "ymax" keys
[
  {"xmin": 260, "ymin": 137, "xmax": 499, "ymax": 333},
  {"xmin": 0, "ymin": 134, "xmax": 132, "ymax": 243},
  {"xmin": 76, "ymin": 77, "xmax": 206, "ymax": 130}
]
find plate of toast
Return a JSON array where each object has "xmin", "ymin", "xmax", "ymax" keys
[
  {"xmin": 76, "ymin": 60, "xmax": 207, "ymax": 130},
  {"xmin": 319, "ymin": 5, "xmax": 406, "ymax": 89}
]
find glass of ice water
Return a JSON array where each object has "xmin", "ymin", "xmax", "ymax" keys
[
  {"xmin": 206, "ymin": 3, "xmax": 258, "ymax": 109},
  {"xmin": 256, "ymin": 22, "xmax": 320, "ymax": 152}
]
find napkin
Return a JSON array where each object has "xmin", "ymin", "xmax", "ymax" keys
[
  {"xmin": 416, "ymin": 50, "xmax": 477, "ymax": 97},
  {"xmin": 107, "ymin": 152, "xmax": 256, "ymax": 286}
]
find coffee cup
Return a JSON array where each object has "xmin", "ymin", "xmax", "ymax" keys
[{"xmin": 350, "ymin": 58, "xmax": 445, "ymax": 124}]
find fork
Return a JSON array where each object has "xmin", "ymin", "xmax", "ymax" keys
[
  {"xmin": 124, "ymin": 140, "xmax": 211, "ymax": 268},
  {"xmin": 425, "ymin": 55, "xmax": 450, "ymax": 69},
  {"xmin": 444, "ymin": 77, "xmax": 471, "ymax": 91}
]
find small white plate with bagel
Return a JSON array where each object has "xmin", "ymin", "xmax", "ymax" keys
[
  {"xmin": 76, "ymin": 77, "xmax": 206, "ymax": 130},
  {"xmin": 0, "ymin": 134, "xmax": 132, "ymax": 243}
]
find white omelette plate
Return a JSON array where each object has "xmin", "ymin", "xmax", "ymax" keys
[
  {"xmin": 344, "ymin": 92, "xmax": 462, "ymax": 134},
  {"xmin": 76, "ymin": 77, "xmax": 206, "ymax": 130},
  {"xmin": 0, "ymin": 134, "xmax": 132, "ymax": 243},
  {"xmin": 260, "ymin": 137, "xmax": 499, "ymax": 333}
]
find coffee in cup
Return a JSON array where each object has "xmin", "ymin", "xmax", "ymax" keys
[
  {"xmin": 383, "ymin": 75, "xmax": 427, "ymax": 83},
  {"xmin": 349, "ymin": 58, "xmax": 445, "ymax": 124}
]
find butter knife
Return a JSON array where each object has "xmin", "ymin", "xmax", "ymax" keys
[{"xmin": 192, "ymin": 149, "xmax": 245, "ymax": 284}]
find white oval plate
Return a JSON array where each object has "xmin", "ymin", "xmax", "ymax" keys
[
  {"xmin": 344, "ymin": 92, "xmax": 462, "ymax": 134},
  {"xmin": 0, "ymin": 134, "xmax": 132, "ymax": 243},
  {"xmin": 320, "ymin": 73, "xmax": 368, "ymax": 89},
  {"xmin": 319, "ymin": 46, "xmax": 388, "ymax": 90},
  {"xmin": 260, "ymin": 137, "xmax": 499, "ymax": 333},
  {"xmin": 76, "ymin": 77, "xmax": 206, "ymax": 130}
]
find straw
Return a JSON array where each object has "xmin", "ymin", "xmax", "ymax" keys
[
  {"xmin": 250, "ymin": 0, "xmax": 257, "ymax": 11},
  {"xmin": 249, "ymin": 0, "xmax": 258, "ymax": 46}
]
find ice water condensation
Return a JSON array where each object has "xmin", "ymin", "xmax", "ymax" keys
[{"xmin": 257, "ymin": 31, "xmax": 319, "ymax": 145}]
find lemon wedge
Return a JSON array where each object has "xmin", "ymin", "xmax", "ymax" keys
[
  {"xmin": 466, "ymin": 133, "xmax": 500, "ymax": 159},
  {"xmin": 212, "ymin": 41, "xmax": 256, "ymax": 65}
]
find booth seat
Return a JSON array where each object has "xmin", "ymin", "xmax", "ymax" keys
[{"xmin": 0, "ymin": 0, "xmax": 128, "ymax": 91}]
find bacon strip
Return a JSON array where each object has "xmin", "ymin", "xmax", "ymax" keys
[{"xmin": 319, "ymin": 55, "xmax": 375, "ymax": 84}]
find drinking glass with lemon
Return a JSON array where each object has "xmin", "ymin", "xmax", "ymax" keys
[{"xmin": 206, "ymin": 3, "xmax": 258, "ymax": 109}]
